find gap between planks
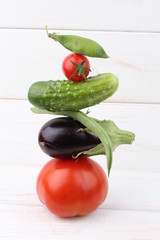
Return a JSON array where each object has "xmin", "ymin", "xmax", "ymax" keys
[{"xmin": 0, "ymin": 27, "xmax": 160, "ymax": 34}]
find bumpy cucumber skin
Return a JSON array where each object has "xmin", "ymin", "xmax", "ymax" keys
[{"xmin": 28, "ymin": 73, "xmax": 119, "ymax": 111}]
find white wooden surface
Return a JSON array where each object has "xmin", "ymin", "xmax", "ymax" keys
[
  {"xmin": 1, "ymin": 0, "xmax": 160, "ymax": 239},
  {"xmin": 0, "ymin": 100, "xmax": 160, "ymax": 239},
  {"xmin": 0, "ymin": 0, "xmax": 160, "ymax": 32}
]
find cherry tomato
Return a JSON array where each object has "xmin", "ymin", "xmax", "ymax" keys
[
  {"xmin": 62, "ymin": 53, "xmax": 91, "ymax": 82},
  {"xmin": 37, "ymin": 157, "xmax": 108, "ymax": 217}
]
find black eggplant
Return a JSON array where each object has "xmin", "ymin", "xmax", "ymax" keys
[{"xmin": 38, "ymin": 117, "xmax": 101, "ymax": 159}]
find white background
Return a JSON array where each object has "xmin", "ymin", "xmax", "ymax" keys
[{"xmin": 0, "ymin": 0, "xmax": 160, "ymax": 239}]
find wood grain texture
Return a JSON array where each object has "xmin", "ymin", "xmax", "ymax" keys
[
  {"xmin": 0, "ymin": 0, "xmax": 160, "ymax": 32},
  {"xmin": 0, "ymin": 205, "xmax": 160, "ymax": 240},
  {"xmin": 0, "ymin": 29, "xmax": 160, "ymax": 103}
]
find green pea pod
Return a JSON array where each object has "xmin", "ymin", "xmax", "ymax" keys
[{"xmin": 46, "ymin": 26, "xmax": 109, "ymax": 58}]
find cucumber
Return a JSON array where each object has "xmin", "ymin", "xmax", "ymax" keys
[{"xmin": 28, "ymin": 73, "xmax": 119, "ymax": 111}]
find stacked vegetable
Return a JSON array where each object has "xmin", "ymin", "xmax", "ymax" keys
[{"xmin": 28, "ymin": 27, "xmax": 135, "ymax": 217}]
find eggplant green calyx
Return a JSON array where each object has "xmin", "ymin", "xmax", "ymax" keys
[
  {"xmin": 70, "ymin": 58, "xmax": 91, "ymax": 80},
  {"xmin": 75, "ymin": 120, "xmax": 135, "ymax": 158}
]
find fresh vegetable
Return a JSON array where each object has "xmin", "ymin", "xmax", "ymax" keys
[
  {"xmin": 39, "ymin": 117, "xmax": 100, "ymax": 158},
  {"xmin": 28, "ymin": 73, "xmax": 119, "ymax": 112},
  {"xmin": 46, "ymin": 26, "xmax": 109, "ymax": 58},
  {"xmin": 32, "ymin": 108, "xmax": 112, "ymax": 174},
  {"xmin": 27, "ymin": 27, "xmax": 136, "ymax": 219},
  {"xmin": 36, "ymin": 157, "xmax": 108, "ymax": 217},
  {"xmin": 32, "ymin": 108, "xmax": 135, "ymax": 175},
  {"xmin": 62, "ymin": 53, "xmax": 91, "ymax": 82},
  {"xmin": 38, "ymin": 117, "xmax": 135, "ymax": 159}
]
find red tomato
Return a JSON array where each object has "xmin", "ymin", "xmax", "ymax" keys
[
  {"xmin": 37, "ymin": 157, "xmax": 108, "ymax": 217},
  {"xmin": 62, "ymin": 53, "xmax": 91, "ymax": 82}
]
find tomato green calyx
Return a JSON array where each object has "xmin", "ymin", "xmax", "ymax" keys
[{"xmin": 70, "ymin": 58, "xmax": 91, "ymax": 80}]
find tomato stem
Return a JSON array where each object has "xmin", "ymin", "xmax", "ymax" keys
[{"xmin": 70, "ymin": 58, "xmax": 91, "ymax": 80}]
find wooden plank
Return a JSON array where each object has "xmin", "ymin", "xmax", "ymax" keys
[
  {"xmin": 0, "ymin": 30, "xmax": 160, "ymax": 103},
  {"xmin": 0, "ymin": 204, "xmax": 160, "ymax": 240},
  {"xmin": 0, "ymin": 100, "xmax": 160, "ymax": 173},
  {"xmin": 0, "ymin": 0, "xmax": 160, "ymax": 32}
]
